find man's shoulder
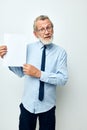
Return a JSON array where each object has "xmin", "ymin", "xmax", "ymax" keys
[
  {"xmin": 52, "ymin": 43, "xmax": 66, "ymax": 52},
  {"xmin": 26, "ymin": 41, "xmax": 38, "ymax": 48}
]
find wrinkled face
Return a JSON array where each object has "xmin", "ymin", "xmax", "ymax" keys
[{"xmin": 34, "ymin": 19, "xmax": 54, "ymax": 45}]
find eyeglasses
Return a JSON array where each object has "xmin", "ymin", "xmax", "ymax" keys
[{"xmin": 37, "ymin": 26, "xmax": 53, "ymax": 34}]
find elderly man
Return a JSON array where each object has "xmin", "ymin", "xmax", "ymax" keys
[{"xmin": 0, "ymin": 15, "xmax": 68, "ymax": 130}]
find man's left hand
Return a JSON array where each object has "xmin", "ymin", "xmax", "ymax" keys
[{"xmin": 23, "ymin": 64, "xmax": 41, "ymax": 78}]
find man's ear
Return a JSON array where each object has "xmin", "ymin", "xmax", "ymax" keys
[{"xmin": 33, "ymin": 31, "xmax": 38, "ymax": 38}]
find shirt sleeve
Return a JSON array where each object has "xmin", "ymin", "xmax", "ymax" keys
[
  {"xmin": 8, "ymin": 67, "xmax": 24, "ymax": 77},
  {"xmin": 40, "ymin": 50, "xmax": 68, "ymax": 86}
]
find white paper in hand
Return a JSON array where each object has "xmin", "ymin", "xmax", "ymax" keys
[{"xmin": 3, "ymin": 33, "xmax": 27, "ymax": 66}]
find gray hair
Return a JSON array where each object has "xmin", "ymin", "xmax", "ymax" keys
[{"xmin": 33, "ymin": 15, "xmax": 53, "ymax": 31}]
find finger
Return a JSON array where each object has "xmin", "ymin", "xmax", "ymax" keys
[
  {"xmin": 23, "ymin": 66, "xmax": 28, "ymax": 71},
  {"xmin": 23, "ymin": 66, "xmax": 29, "ymax": 73},
  {"xmin": 23, "ymin": 64, "xmax": 29, "ymax": 68},
  {"xmin": 0, "ymin": 46, "xmax": 7, "ymax": 50},
  {"xmin": 23, "ymin": 67, "xmax": 27, "ymax": 71},
  {"xmin": 0, "ymin": 49, "xmax": 7, "ymax": 53},
  {"xmin": 0, "ymin": 47, "xmax": 7, "ymax": 54}
]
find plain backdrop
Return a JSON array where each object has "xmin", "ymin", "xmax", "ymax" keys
[{"xmin": 0, "ymin": 0, "xmax": 87, "ymax": 130}]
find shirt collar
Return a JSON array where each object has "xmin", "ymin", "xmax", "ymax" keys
[{"xmin": 38, "ymin": 40, "xmax": 53, "ymax": 50}]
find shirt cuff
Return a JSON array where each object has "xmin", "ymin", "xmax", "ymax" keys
[{"xmin": 40, "ymin": 71, "xmax": 49, "ymax": 82}]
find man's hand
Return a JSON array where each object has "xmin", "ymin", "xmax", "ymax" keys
[
  {"xmin": 23, "ymin": 64, "xmax": 41, "ymax": 78},
  {"xmin": 0, "ymin": 45, "xmax": 7, "ymax": 58}
]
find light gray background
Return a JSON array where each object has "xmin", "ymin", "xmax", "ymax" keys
[{"xmin": 0, "ymin": 0, "xmax": 87, "ymax": 130}]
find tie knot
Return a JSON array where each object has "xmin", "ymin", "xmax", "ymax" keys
[{"xmin": 44, "ymin": 45, "xmax": 46, "ymax": 49}]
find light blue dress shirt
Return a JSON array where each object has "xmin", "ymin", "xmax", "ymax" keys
[{"xmin": 9, "ymin": 41, "xmax": 68, "ymax": 114}]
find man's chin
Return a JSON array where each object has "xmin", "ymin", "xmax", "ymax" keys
[{"xmin": 39, "ymin": 37, "xmax": 53, "ymax": 45}]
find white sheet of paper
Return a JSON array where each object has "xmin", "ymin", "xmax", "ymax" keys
[{"xmin": 3, "ymin": 34, "xmax": 27, "ymax": 66}]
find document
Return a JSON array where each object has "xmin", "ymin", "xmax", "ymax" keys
[{"xmin": 3, "ymin": 33, "xmax": 27, "ymax": 66}]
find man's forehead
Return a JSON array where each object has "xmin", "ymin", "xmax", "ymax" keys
[{"xmin": 36, "ymin": 19, "xmax": 51, "ymax": 27}]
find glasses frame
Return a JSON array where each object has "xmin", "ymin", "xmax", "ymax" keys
[{"xmin": 36, "ymin": 25, "xmax": 53, "ymax": 34}]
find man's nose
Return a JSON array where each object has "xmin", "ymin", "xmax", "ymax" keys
[{"xmin": 44, "ymin": 29, "xmax": 49, "ymax": 34}]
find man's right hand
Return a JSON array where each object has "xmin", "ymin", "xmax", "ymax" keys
[{"xmin": 0, "ymin": 45, "xmax": 7, "ymax": 58}]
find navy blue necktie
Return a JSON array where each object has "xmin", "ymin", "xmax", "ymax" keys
[{"xmin": 39, "ymin": 45, "xmax": 46, "ymax": 101}]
